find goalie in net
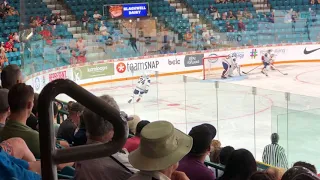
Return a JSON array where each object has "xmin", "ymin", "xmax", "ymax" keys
[{"xmin": 203, "ymin": 54, "xmax": 241, "ymax": 80}]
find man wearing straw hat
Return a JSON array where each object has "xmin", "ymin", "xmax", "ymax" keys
[{"xmin": 128, "ymin": 121, "xmax": 193, "ymax": 180}]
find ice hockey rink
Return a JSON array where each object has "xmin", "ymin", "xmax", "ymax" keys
[{"xmin": 57, "ymin": 62, "xmax": 320, "ymax": 169}]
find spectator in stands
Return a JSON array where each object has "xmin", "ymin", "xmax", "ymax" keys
[
  {"xmin": 26, "ymin": 93, "xmax": 39, "ymax": 131},
  {"xmin": 53, "ymin": 103, "xmax": 60, "ymax": 136},
  {"xmin": 81, "ymin": 10, "xmax": 90, "ymax": 30},
  {"xmin": 93, "ymin": 10, "xmax": 102, "ymax": 21},
  {"xmin": 55, "ymin": 13, "xmax": 63, "ymax": 25},
  {"xmin": 128, "ymin": 121, "xmax": 192, "ymax": 180},
  {"xmin": 70, "ymin": 49, "xmax": 78, "ymax": 64},
  {"xmin": 0, "ymin": 140, "xmax": 41, "ymax": 179},
  {"xmin": 76, "ymin": 37, "xmax": 86, "ymax": 54},
  {"xmin": 1, "ymin": 64, "xmax": 22, "ymax": 90},
  {"xmin": 213, "ymin": 9, "xmax": 221, "ymax": 20},
  {"xmin": 35, "ymin": 16, "xmax": 42, "ymax": 27},
  {"xmin": 236, "ymin": 10, "xmax": 243, "ymax": 20},
  {"xmin": 13, "ymin": 32, "xmax": 20, "ymax": 43},
  {"xmin": 282, "ymin": 166, "xmax": 320, "ymax": 180},
  {"xmin": 262, "ymin": 133, "xmax": 288, "ymax": 169},
  {"xmin": 72, "ymin": 116, "xmax": 87, "ymax": 146},
  {"xmin": 228, "ymin": 10, "xmax": 236, "ymax": 20},
  {"xmin": 238, "ymin": 19, "xmax": 246, "ymax": 31},
  {"xmin": 0, "ymin": 48, "xmax": 7, "ymax": 68},
  {"xmin": 311, "ymin": 0, "xmax": 315, "ymax": 5},
  {"xmin": 266, "ymin": 167, "xmax": 284, "ymax": 180},
  {"xmin": 243, "ymin": 8, "xmax": 251, "ymax": 19},
  {"xmin": 209, "ymin": 140, "xmax": 221, "ymax": 163},
  {"xmin": 0, "ymin": 41, "xmax": 5, "ymax": 52},
  {"xmin": 57, "ymin": 102, "xmax": 83, "ymax": 144},
  {"xmin": 249, "ymin": 171, "xmax": 276, "ymax": 180},
  {"xmin": 49, "ymin": 14, "xmax": 56, "ymax": 25},
  {"xmin": 293, "ymin": 161, "xmax": 317, "ymax": 174},
  {"xmin": 100, "ymin": 22, "xmax": 108, "ymax": 36},
  {"xmin": 74, "ymin": 94, "xmax": 138, "ymax": 180},
  {"xmin": 226, "ymin": 21, "xmax": 234, "ymax": 32},
  {"xmin": 94, "ymin": 24, "xmax": 100, "ymax": 35},
  {"xmin": 207, "ymin": 5, "xmax": 215, "ymax": 15},
  {"xmin": 5, "ymin": 38, "xmax": 17, "ymax": 52},
  {"xmin": 213, "ymin": 146, "xmax": 235, "ymax": 178},
  {"xmin": 42, "ymin": 15, "xmax": 48, "ymax": 25},
  {"xmin": 220, "ymin": 149, "xmax": 257, "ymax": 180},
  {"xmin": 124, "ymin": 120, "xmax": 150, "ymax": 153},
  {"xmin": 177, "ymin": 123, "xmax": 216, "ymax": 180},
  {"xmin": 0, "ymin": 83, "xmax": 42, "ymax": 158},
  {"xmin": 0, "ymin": 3, "xmax": 6, "ymax": 19},
  {"xmin": 222, "ymin": 12, "xmax": 227, "ymax": 20},
  {"xmin": 0, "ymin": 89, "xmax": 9, "ymax": 130},
  {"xmin": 7, "ymin": 6, "xmax": 18, "ymax": 16},
  {"xmin": 127, "ymin": 115, "xmax": 140, "ymax": 135}
]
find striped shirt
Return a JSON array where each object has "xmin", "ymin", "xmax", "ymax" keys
[{"xmin": 262, "ymin": 144, "xmax": 288, "ymax": 169}]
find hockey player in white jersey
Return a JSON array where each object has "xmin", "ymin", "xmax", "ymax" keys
[
  {"xmin": 221, "ymin": 53, "xmax": 241, "ymax": 79},
  {"xmin": 128, "ymin": 73, "xmax": 151, "ymax": 103},
  {"xmin": 261, "ymin": 49, "xmax": 275, "ymax": 76}
]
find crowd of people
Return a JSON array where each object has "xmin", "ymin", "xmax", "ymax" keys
[
  {"xmin": 0, "ymin": 65, "xmax": 319, "ymax": 180},
  {"xmin": 0, "ymin": 1, "xmax": 19, "ymax": 20}
]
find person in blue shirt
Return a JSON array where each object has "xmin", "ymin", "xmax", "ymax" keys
[{"xmin": 0, "ymin": 147, "xmax": 41, "ymax": 180}]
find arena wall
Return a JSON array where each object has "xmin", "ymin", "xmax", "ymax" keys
[{"xmin": 25, "ymin": 43, "xmax": 320, "ymax": 93}]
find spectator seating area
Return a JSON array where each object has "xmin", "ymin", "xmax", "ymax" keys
[
  {"xmin": 64, "ymin": 0, "xmax": 190, "ymax": 35},
  {"xmin": 269, "ymin": 0, "xmax": 313, "ymax": 10}
]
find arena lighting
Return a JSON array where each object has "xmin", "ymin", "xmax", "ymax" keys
[
  {"xmin": 129, "ymin": 19, "xmax": 132, "ymax": 23},
  {"xmin": 26, "ymin": 32, "xmax": 33, "ymax": 40}
]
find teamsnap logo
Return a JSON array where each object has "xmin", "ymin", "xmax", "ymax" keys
[
  {"xmin": 116, "ymin": 60, "xmax": 159, "ymax": 73},
  {"xmin": 116, "ymin": 62, "xmax": 127, "ymax": 73},
  {"xmin": 184, "ymin": 54, "xmax": 205, "ymax": 67}
]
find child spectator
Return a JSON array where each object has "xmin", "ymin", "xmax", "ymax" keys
[
  {"xmin": 93, "ymin": 24, "xmax": 99, "ymax": 35},
  {"xmin": 124, "ymin": 120, "xmax": 150, "ymax": 153},
  {"xmin": 238, "ymin": 19, "xmax": 246, "ymax": 31},
  {"xmin": 226, "ymin": 21, "xmax": 234, "ymax": 32},
  {"xmin": 5, "ymin": 38, "xmax": 16, "ymax": 52},
  {"xmin": 228, "ymin": 10, "xmax": 236, "ymax": 19},
  {"xmin": 42, "ymin": 15, "xmax": 48, "ymax": 25}
]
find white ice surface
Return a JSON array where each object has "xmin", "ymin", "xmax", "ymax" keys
[{"xmin": 56, "ymin": 62, "xmax": 320, "ymax": 169}]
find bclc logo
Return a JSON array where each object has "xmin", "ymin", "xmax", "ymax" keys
[
  {"xmin": 250, "ymin": 49, "xmax": 258, "ymax": 59},
  {"xmin": 116, "ymin": 62, "xmax": 126, "ymax": 73},
  {"xmin": 168, "ymin": 58, "xmax": 180, "ymax": 65}
]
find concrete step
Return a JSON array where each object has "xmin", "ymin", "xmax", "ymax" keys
[
  {"xmin": 257, "ymin": 9, "xmax": 271, "ymax": 13},
  {"xmin": 62, "ymin": 21, "xmax": 77, "ymax": 27},
  {"xmin": 47, "ymin": 4, "xmax": 63, "ymax": 10}
]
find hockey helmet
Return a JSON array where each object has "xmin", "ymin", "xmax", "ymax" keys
[{"xmin": 267, "ymin": 49, "xmax": 273, "ymax": 53}]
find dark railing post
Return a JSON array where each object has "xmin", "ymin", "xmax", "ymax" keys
[{"xmin": 38, "ymin": 79, "xmax": 127, "ymax": 180}]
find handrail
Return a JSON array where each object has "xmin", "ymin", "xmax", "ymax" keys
[{"xmin": 38, "ymin": 79, "xmax": 128, "ymax": 180}]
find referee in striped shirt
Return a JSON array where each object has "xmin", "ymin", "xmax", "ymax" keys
[{"xmin": 262, "ymin": 133, "xmax": 288, "ymax": 169}]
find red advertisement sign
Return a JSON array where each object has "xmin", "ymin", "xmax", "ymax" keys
[{"xmin": 49, "ymin": 71, "xmax": 67, "ymax": 82}]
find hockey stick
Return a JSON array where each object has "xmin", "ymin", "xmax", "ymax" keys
[
  {"xmin": 242, "ymin": 64, "xmax": 262, "ymax": 74},
  {"xmin": 271, "ymin": 65, "xmax": 288, "ymax": 75}
]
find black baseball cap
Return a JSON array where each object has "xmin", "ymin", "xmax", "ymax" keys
[{"xmin": 188, "ymin": 123, "xmax": 217, "ymax": 155}]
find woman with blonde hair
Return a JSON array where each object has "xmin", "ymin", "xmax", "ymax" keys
[
  {"xmin": 210, "ymin": 139, "xmax": 221, "ymax": 163},
  {"xmin": 127, "ymin": 115, "xmax": 140, "ymax": 135}
]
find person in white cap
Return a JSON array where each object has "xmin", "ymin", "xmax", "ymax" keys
[{"xmin": 128, "ymin": 121, "xmax": 193, "ymax": 180}]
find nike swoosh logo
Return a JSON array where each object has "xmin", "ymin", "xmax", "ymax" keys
[{"xmin": 304, "ymin": 48, "xmax": 320, "ymax": 54}]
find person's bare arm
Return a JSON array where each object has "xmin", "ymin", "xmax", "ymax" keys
[
  {"xmin": 28, "ymin": 161, "xmax": 41, "ymax": 175},
  {"xmin": 0, "ymin": 137, "xmax": 36, "ymax": 162}
]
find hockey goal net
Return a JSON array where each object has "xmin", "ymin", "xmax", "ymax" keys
[{"xmin": 203, "ymin": 56, "xmax": 227, "ymax": 80}]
